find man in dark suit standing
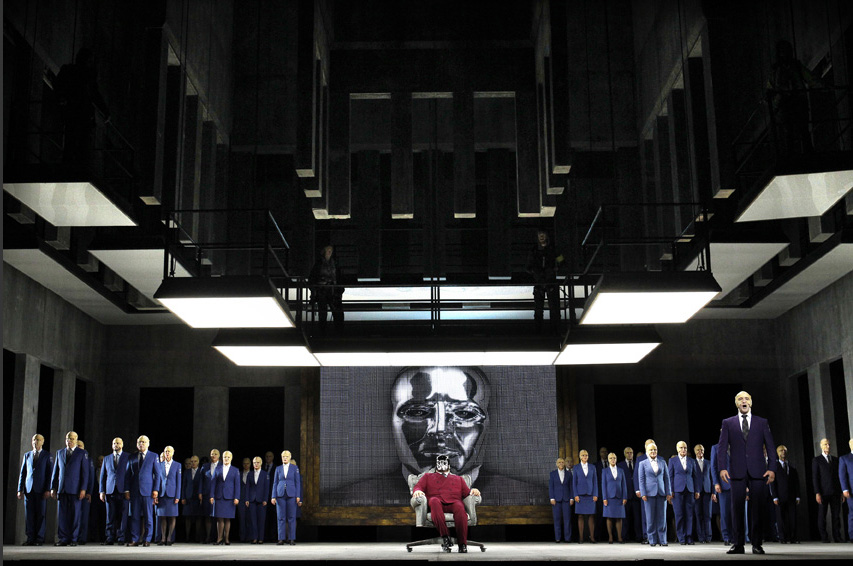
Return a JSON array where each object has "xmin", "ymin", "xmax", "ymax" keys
[
  {"xmin": 693, "ymin": 444, "xmax": 713, "ymax": 543},
  {"xmin": 618, "ymin": 447, "xmax": 641, "ymax": 542},
  {"xmin": 717, "ymin": 390, "xmax": 777, "ymax": 555},
  {"xmin": 75, "ymin": 440, "xmax": 95, "ymax": 544},
  {"xmin": 549, "ymin": 457, "xmax": 573, "ymax": 543},
  {"xmin": 812, "ymin": 438, "xmax": 843, "ymax": 543},
  {"xmin": 270, "ymin": 450, "xmax": 301, "ymax": 545},
  {"xmin": 262, "ymin": 451, "xmax": 276, "ymax": 542},
  {"xmin": 181, "ymin": 454, "xmax": 204, "ymax": 542},
  {"xmin": 245, "ymin": 456, "xmax": 270, "ymax": 544},
  {"xmin": 124, "ymin": 435, "xmax": 160, "ymax": 547},
  {"xmin": 99, "ymin": 437, "xmax": 130, "ymax": 545},
  {"xmin": 594, "ymin": 446, "xmax": 608, "ymax": 539},
  {"xmin": 668, "ymin": 441, "xmax": 697, "ymax": 545},
  {"xmin": 50, "ymin": 431, "xmax": 90, "ymax": 546},
  {"xmin": 17, "ymin": 433, "xmax": 53, "ymax": 545},
  {"xmin": 710, "ymin": 440, "xmax": 732, "ymax": 544},
  {"xmin": 770, "ymin": 444, "xmax": 800, "ymax": 543},
  {"xmin": 840, "ymin": 438, "xmax": 853, "ymax": 543}
]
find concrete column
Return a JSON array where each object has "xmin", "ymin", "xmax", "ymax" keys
[
  {"xmin": 651, "ymin": 382, "xmax": 688, "ymax": 459},
  {"xmin": 44, "ymin": 369, "xmax": 76, "ymax": 544},
  {"xmin": 807, "ymin": 362, "xmax": 835, "ymax": 456},
  {"xmin": 193, "ymin": 387, "xmax": 229, "ymax": 456},
  {"xmin": 5, "ymin": 354, "xmax": 40, "ymax": 544},
  {"xmin": 843, "ymin": 350, "xmax": 853, "ymax": 442}
]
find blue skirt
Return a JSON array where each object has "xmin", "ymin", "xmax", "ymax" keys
[
  {"xmin": 575, "ymin": 495, "xmax": 596, "ymax": 515},
  {"xmin": 602, "ymin": 498, "xmax": 625, "ymax": 518},
  {"xmin": 212, "ymin": 497, "xmax": 237, "ymax": 519},
  {"xmin": 157, "ymin": 497, "xmax": 179, "ymax": 517}
]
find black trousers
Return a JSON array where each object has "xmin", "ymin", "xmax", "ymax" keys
[
  {"xmin": 731, "ymin": 477, "xmax": 767, "ymax": 547},
  {"xmin": 817, "ymin": 494, "xmax": 842, "ymax": 542},
  {"xmin": 775, "ymin": 500, "xmax": 797, "ymax": 542}
]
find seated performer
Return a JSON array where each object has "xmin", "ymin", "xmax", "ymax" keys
[{"xmin": 412, "ymin": 455, "xmax": 482, "ymax": 553}]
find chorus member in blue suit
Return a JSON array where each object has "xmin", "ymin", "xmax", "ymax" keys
[
  {"xmin": 17, "ymin": 434, "xmax": 53, "ymax": 545},
  {"xmin": 693, "ymin": 444, "xmax": 713, "ymax": 543},
  {"xmin": 238, "ymin": 458, "xmax": 252, "ymax": 542},
  {"xmin": 638, "ymin": 442, "xmax": 671, "ymax": 547},
  {"xmin": 181, "ymin": 455, "xmax": 204, "ymax": 542},
  {"xmin": 668, "ymin": 441, "xmax": 697, "ymax": 545},
  {"xmin": 839, "ymin": 438, "xmax": 853, "ymax": 542},
  {"xmin": 602, "ymin": 452, "xmax": 627, "ymax": 544},
  {"xmin": 710, "ymin": 440, "xmax": 732, "ymax": 544},
  {"xmin": 572, "ymin": 449, "xmax": 598, "ymax": 543},
  {"xmin": 770, "ymin": 444, "xmax": 800, "ymax": 543},
  {"xmin": 156, "ymin": 446, "xmax": 181, "ymax": 546},
  {"xmin": 245, "ymin": 456, "xmax": 270, "ymax": 544},
  {"xmin": 50, "ymin": 431, "xmax": 90, "ymax": 546},
  {"xmin": 618, "ymin": 447, "xmax": 641, "ymax": 542},
  {"xmin": 271, "ymin": 450, "xmax": 302, "ymax": 545},
  {"xmin": 124, "ymin": 435, "xmax": 161, "ymax": 546},
  {"xmin": 717, "ymin": 391, "xmax": 777, "ymax": 555},
  {"xmin": 74, "ymin": 440, "xmax": 95, "ymax": 544},
  {"xmin": 812, "ymin": 438, "xmax": 843, "ymax": 543},
  {"xmin": 209, "ymin": 450, "xmax": 240, "ymax": 545},
  {"xmin": 633, "ymin": 439, "xmax": 655, "ymax": 543},
  {"xmin": 99, "ymin": 437, "xmax": 130, "ymax": 545},
  {"xmin": 202, "ymin": 449, "xmax": 220, "ymax": 543},
  {"xmin": 549, "ymin": 457, "xmax": 573, "ymax": 543}
]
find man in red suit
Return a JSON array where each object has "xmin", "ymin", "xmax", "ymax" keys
[{"xmin": 412, "ymin": 455, "xmax": 481, "ymax": 553}]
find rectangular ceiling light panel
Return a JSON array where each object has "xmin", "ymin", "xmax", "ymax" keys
[
  {"xmin": 214, "ymin": 346, "xmax": 318, "ymax": 366},
  {"xmin": 314, "ymin": 351, "xmax": 558, "ymax": 366},
  {"xmin": 554, "ymin": 342, "xmax": 661, "ymax": 365},
  {"xmin": 4, "ymin": 182, "xmax": 136, "ymax": 226},
  {"xmin": 736, "ymin": 170, "xmax": 853, "ymax": 223},
  {"xmin": 158, "ymin": 297, "xmax": 294, "ymax": 328}
]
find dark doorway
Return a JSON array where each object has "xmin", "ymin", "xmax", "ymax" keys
[
  {"xmin": 228, "ymin": 387, "xmax": 285, "ymax": 464},
  {"xmin": 138, "ymin": 388, "xmax": 195, "ymax": 462},
  {"xmin": 4, "ymin": 349, "xmax": 16, "ymax": 536},
  {"xmin": 37, "ymin": 365, "xmax": 55, "ymax": 448},
  {"xmin": 829, "ymin": 359, "xmax": 850, "ymax": 449},
  {"xmin": 73, "ymin": 378, "xmax": 88, "ymax": 441},
  {"xmin": 687, "ymin": 383, "xmax": 742, "ymax": 449},
  {"xmin": 594, "ymin": 384, "xmax": 653, "ymax": 458},
  {"xmin": 797, "ymin": 372, "xmax": 819, "ymax": 541}
]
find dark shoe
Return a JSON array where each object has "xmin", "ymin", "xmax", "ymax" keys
[
  {"xmin": 687, "ymin": 539, "xmax": 694, "ymax": 545},
  {"xmin": 649, "ymin": 543, "xmax": 657, "ymax": 547},
  {"xmin": 70, "ymin": 543, "xmax": 77, "ymax": 547},
  {"xmin": 157, "ymin": 541, "xmax": 166, "ymax": 546},
  {"xmin": 727, "ymin": 544, "xmax": 745, "ymax": 554},
  {"xmin": 660, "ymin": 543, "xmax": 668, "ymax": 547},
  {"xmin": 34, "ymin": 542, "xmax": 43, "ymax": 546},
  {"xmin": 458, "ymin": 544, "xmax": 467, "ymax": 553},
  {"xmin": 127, "ymin": 542, "xmax": 138, "ymax": 547},
  {"xmin": 277, "ymin": 540, "xmax": 284, "ymax": 545},
  {"xmin": 77, "ymin": 541, "xmax": 86, "ymax": 545},
  {"xmin": 609, "ymin": 539, "xmax": 613, "ymax": 544},
  {"xmin": 22, "ymin": 541, "xmax": 33, "ymax": 546},
  {"xmin": 680, "ymin": 541, "xmax": 687, "ymax": 545},
  {"xmin": 225, "ymin": 541, "xmax": 230, "ymax": 546},
  {"xmin": 641, "ymin": 539, "xmax": 648, "ymax": 545},
  {"xmin": 619, "ymin": 540, "xmax": 625, "ymax": 544},
  {"xmin": 752, "ymin": 545, "xmax": 765, "ymax": 555},
  {"xmin": 289, "ymin": 540, "xmax": 295, "ymax": 546},
  {"xmin": 142, "ymin": 541, "xmax": 150, "ymax": 547},
  {"xmin": 54, "ymin": 542, "xmax": 68, "ymax": 547},
  {"xmin": 555, "ymin": 540, "xmax": 561, "ymax": 543},
  {"xmin": 166, "ymin": 541, "xmax": 173, "ymax": 546},
  {"xmin": 441, "ymin": 535, "xmax": 452, "ymax": 552}
]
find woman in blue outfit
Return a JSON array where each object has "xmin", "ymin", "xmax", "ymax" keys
[
  {"xmin": 156, "ymin": 446, "xmax": 181, "ymax": 546},
  {"xmin": 602, "ymin": 452, "xmax": 628, "ymax": 543},
  {"xmin": 209, "ymin": 450, "xmax": 240, "ymax": 545},
  {"xmin": 572, "ymin": 449, "xmax": 599, "ymax": 543}
]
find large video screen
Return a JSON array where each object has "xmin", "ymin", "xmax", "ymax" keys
[{"xmin": 320, "ymin": 366, "xmax": 557, "ymax": 506}]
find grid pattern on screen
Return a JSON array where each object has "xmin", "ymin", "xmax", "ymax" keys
[{"xmin": 320, "ymin": 366, "xmax": 557, "ymax": 506}]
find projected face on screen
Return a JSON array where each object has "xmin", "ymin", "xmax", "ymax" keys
[{"xmin": 391, "ymin": 366, "xmax": 490, "ymax": 476}]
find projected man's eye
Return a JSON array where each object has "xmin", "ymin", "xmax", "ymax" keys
[
  {"xmin": 399, "ymin": 404, "xmax": 434, "ymax": 419},
  {"xmin": 450, "ymin": 404, "xmax": 485, "ymax": 423}
]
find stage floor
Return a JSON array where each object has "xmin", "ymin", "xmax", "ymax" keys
[{"xmin": 3, "ymin": 541, "xmax": 851, "ymax": 561}]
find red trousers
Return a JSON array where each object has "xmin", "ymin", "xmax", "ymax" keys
[{"xmin": 427, "ymin": 498, "xmax": 467, "ymax": 544}]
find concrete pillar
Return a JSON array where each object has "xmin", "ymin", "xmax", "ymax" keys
[
  {"xmin": 807, "ymin": 363, "xmax": 836, "ymax": 456},
  {"xmin": 842, "ymin": 351, "xmax": 853, "ymax": 442},
  {"xmin": 45, "ymin": 369, "xmax": 76, "ymax": 543},
  {"xmin": 5, "ymin": 354, "xmax": 40, "ymax": 544},
  {"xmin": 651, "ymin": 382, "xmax": 688, "ymax": 459},
  {"xmin": 193, "ymin": 387, "xmax": 229, "ymax": 456}
]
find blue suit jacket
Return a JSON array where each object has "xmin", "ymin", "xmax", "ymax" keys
[
  {"xmin": 100, "ymin": 452, "xmax": 130, "ymax": 494},
  {"xmin": 211, "ymin": 465, "xmax": 241, "ymax": 500},
  {"xmin": 159, "ymin": 461, "xmax": 182, "ymax": 499},
  {"xmin": 549, "ymin": 468, "xmax": 573, "ymax": 502},
  {"xmin": 638, "ymin": 458, "xmax": 671, "ymax": 497},
  {"xmin": 617, "ymin": 461, "xmax": 638, "ymax": 499},
  {"xmin": 19, "ymin": 450, "xmax": 53, "ymax": 494},
  {"xmin": 183, "ymin": 467, "xmax": 203, "ymax": 501},
  {"xmin": 246, "ymin": 469, "xmax": 270, "ymax": 503},
  {"xmin": 126, "ymin": 451, "xmax": 161, "ymax": 497},
  {"xmin": 571, "ymin": 464, "xmax": 598, "ymax": 497},
  {"xmin": 85, "ymin": 453, "xmax": 95, "ymax": 495},
  {"xmin": 840, "ymin": 453, "xmax": 853, "ymax": 494},
  {"xmin": 693, "ymin": 458, "xmax": 712, "ymax": 493},
  {"xmin": 668, "ymin": 456, "xmax": 696, "ymax": 493},
  {"xmin": 717, "ymin": 414, "xmax": 777, "ymax": 480},
  {"xmin": 709, "ymin": 445, "xmax": 730, "ymax": 491},
  {"xmin": 272, "ymin": 464, "xmax": 301, "ymax": 499},
  {"xmin": 633, "ymin": 454, "xmax": 647, "ymax": 495},
  {"xmin": 51, "ymin": 447, "xmax": 90, "ymax": 495},
  {"xmin": 602, "ymin": 466, "xmax": 628, "ymax": 501}
]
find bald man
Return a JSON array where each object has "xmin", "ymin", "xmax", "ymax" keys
[
  {"xmin": 99, "ymin": 437, "xmax": 130, "ymax": 545},
  {"xmin": 812, "ymin": 438, "xmax": 842, "ymax": 543},
  {"xmin": 17, "ymin": 434, "xmax": 53, "ymax": 545},
  {"xmin": 125, "ymin": 435, "xmax": 160, "ymax": 546},
  {"xmin": 50, "ymin": 431, "xmax": 90, "ymax": 546}
]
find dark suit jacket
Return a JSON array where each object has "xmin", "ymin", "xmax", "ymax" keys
[
  {"xmin": 770, "ymin": 460, "xmax": 800, "ymax": 503},
  {"xmin": 668, "ymin": 456, "xmax": 696, "ymax": 493},
  {"xmin": 710, "ymin": 445, "xmax": 730, "ymax": 492},
  {"xmin": 717, "ymin": 413, "xmax": 777, "ymax": 480},
  {"xmin": 159, "ymin": 461, "xmax": 182, "ymax": 499},
  {"xmin": 126, "ymin": 451, "xmax": 161, "ymax": 497},
  {"xmin": 812, "ymin": 454, "xmax": 841, "ymax": 496},
  {"xmin": 85, "ymin": 453, "xmax": 95, "ymax": 495},
  {"xmin": 51, "ymin": 447, "xmax": 90, "ymax": 495},
  {"xmin": 840, "ymin": 454, "xmax": 853, "ymax": 495},
  {"xmin": 100, "ymin": 452, "xmax": 130, "ymax": 495},
  {"xmin": 617, "ymin": 461, "xmax": 639, "ymax": 499},
  {"xmin": 601, "ymin": 466, "xmax": 628, "ymax": 500},
  {"xmin": 633, "ymin": 454, "xmax": 647, "ymax": 494},
  {"xmin": 272, "ymin": 464, "xmax": 301, "ymax": 499},
  {"xmin": 572, "ymin": 464, "xmax": 598, "ymax": 497},
  {"xmin": 549, "ymin": 469, "xmax": 572, "ymax": 502},
  {"xmin": 19, "ymin": 449, "xmax": 53, "ymax": 494},
  {"xmin": 693, "ymin": 458, "xmax": 712, "ymax": 493},
  {"xmin": 246, "ymin": 469, "xmax": 269, "ymax": 503},
  {"xmin": 211, "ymin": 465, "xmax": 241, "ymax": 500}
]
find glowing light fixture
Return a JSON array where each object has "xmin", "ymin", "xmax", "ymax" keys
[
  {"xmin": 212, "ymin": 329, "xmax": 317, "ymax": 366},
  {"xmin": 154, "ymin": 276, "xmax": 294, "ymax": 328},
  {"xmin": 554, "ymin": 326, "xmax": 662, "ymax": 365},
  {"xmin": 3, "ymin": 182, "xmax": 136, "ymax": 226},
  {"xmin": 313, "ymin": 350, "xmax": 558, "ymax": 366},
  {"xmin": 736, "ymin": 170, "xmax": 853, "ymax": 223},
  {"xmin": 579, "ymin": 272, "xmax": 721, "ymax": 325}
]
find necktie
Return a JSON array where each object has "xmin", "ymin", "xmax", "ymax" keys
[
  {"xmin": 33, "ymin": 450, "xmax": 39, "ymax": 464},
  {"xmin": 741, "ymin": 414, "xmax": 749, "ymax": 440},
  {"xmin": 629, "ymin": 461, "xmax": 632, "ymax": 470},
  {"xmin": 115, "ymin": 453, "xmax": 119, "ymax": 467},
  {"xmin": 139, "ymin": 453, "xmax": 144, "ymax": 468},
  {"xmin": 67, "ymin": 448, "xmax": 72, "ymax": 460}
]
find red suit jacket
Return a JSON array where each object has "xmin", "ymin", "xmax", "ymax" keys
[{"xmin": 413, "ymin": 472, "xmax": 471, "ymax": 504}]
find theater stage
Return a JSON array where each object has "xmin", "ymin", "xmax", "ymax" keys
[{"xmin": 3, "ymin": 541, "xmax": 850, "ymax": 561}]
